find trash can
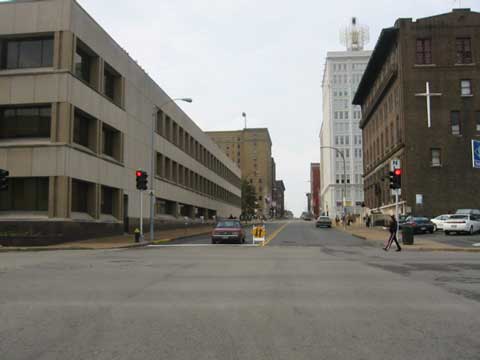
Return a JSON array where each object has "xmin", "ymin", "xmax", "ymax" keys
[
  {"xmin": 401, "ymin": 226, "xmax": 414, "ymax": 245},
  {"xmin": 134, "ymin": 228, "xmax": 141, "ymax": 243}
]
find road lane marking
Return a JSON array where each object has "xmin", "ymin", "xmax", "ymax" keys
[{"xmin": 263, "ymin": 222, "xmax": 290, "ymax": 246}]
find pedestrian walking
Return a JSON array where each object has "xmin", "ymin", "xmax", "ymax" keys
[{"xmin": 384, "ymin": 215, "xmax": 401, "ymax": 252}]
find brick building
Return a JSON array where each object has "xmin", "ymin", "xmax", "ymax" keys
[
  {"xmin": 310, "ymin": 163, "xmax": 321, "ymax": 217},
  {"xmin": 353, "ymin": 9, "xmax": 480, "ymax": 218},
  {"xmin": 206, "ymin": 128, "xmax": 274, "ymax": 216}
]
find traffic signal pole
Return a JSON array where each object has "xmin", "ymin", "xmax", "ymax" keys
[{"xmin": 140, "ymin": 189, "xmax": 144, "ymax": 240}]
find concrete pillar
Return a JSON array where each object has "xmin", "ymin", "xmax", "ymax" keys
[
  {"xmin": 48, "ymin": 176, "xmax": 71, "ymax": 219},
  {"xmin": 54, "ymin": 31, "xmax": 75, "ymax": 71},
  {"xmin": 113, "ymin": 189, "xmax": 123, "ymax": 220},
  {"xmin": 52, "ymin": 103, "xmax": 72, "ymax": 143}
]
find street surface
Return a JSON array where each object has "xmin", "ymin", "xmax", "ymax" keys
[{"xmin": 1, "ymin": 221, "xmax": 479, "ymax": 360}]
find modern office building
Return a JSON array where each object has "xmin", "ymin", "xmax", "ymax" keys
[
  {"xmin": 206, "ymin": 128, "xmax": 273, "ymax": 216},
  {"xmin": 0, "ymin": 0, "xmax": 241, "ymax": 245},
  {"xmin": 320, "ymin": 18, "xmax": 371, "ymax": 218},
  {"xmin": 353, "ymin": 8, "xmax": 480, "ymax": 218}
]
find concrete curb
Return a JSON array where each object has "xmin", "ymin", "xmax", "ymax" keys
[
  {"xmin": 0, "ymin": 241, "xmax": 151, "ymax": 253},
  {"xmin": 0, "ymin": 230, "xmax": 214, "ymax": 253}
]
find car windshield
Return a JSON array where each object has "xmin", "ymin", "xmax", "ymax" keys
[
  {"xmin": 319, "ymin": 217, "xmax": 330, "ymax": 220},
  {"xmin": 216, "ymin": 221, "xmax": 240, "ymax": 228}
]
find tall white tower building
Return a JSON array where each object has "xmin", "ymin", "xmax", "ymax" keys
[{"xmin": 320, "ymin": 18, "xmax": 372, "ymax": 218}]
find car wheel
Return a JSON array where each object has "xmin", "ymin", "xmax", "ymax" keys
[
  {"xmin": 469, "ymin": 226, "xmax": 474, "ymax": 235},
  {"xmin": 445, "ymin": 231, "xmax": 450, "ymax": 236},
  {"xmin": 211, "ymin": 239, "xmax": 217, "ymax": 244},
  {"xmin": 242, "ymin": 237, "xmax": 246, "ymax": 244},
  {"xmin": 429, "ymin": 229, "xmax": 434, "ymax": 234},
  {"xmin": 433, "ymin": 225, "xmax": 437, "ymax": 232}
]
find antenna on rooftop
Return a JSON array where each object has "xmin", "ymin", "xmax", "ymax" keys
[{"xmin": 340, "ymin": 17, "xmax": 370, "ymax": 51}]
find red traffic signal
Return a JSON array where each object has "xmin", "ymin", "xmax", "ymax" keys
[
  {"xmin": 136, "ymin": 170, "xmax": 148, "ymax": 190},
  {"xmin": 394, "ymin": 169, "xmax": 402, "ymax": 176}
]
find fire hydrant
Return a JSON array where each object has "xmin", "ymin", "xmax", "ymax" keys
[{"xmin": 134, "ymin": 228, "xmax": 141, "ymax": 243}]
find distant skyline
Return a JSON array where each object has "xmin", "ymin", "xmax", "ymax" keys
[{"xmin": 78, "ymin": 0, "xmax": 479, "ymax": 216}]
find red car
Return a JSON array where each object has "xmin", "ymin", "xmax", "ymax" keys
[{"xmin": 211, "ymin": 220, "xmax": 245, "ymax": 244}]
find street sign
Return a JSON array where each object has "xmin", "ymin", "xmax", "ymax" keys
[
  {"xmin": 252, "ymin": 225, "xmax": 266, "ymax": 245},
  {"xmin": 472, "ymin": 140, "xmax": 480, "ymax": 169}
]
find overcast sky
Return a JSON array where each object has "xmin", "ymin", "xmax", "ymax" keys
[{"xmin": 78, "ymin": 0, "xmax": 478, "ymax": 216}]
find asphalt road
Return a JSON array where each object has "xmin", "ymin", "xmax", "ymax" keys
[{"xmin": 1, "ymin": 220, "xmax": 479, "ymax": 360}]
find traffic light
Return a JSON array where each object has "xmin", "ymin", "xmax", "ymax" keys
[
  {"xmin": 389, "ymin": 169, "xmax": 402, "ymax": 189},
  {"xmin": 136, "ymin": 170, "xmax": 148, "ymax": 190},
  {"xmin": 0, "ymin": 169, "xmax": 9, "ymax": 191},
  {"xmin": 389, "ymin": 171, "xmax": 395, "ymax": 189},
  {"xmin": 393, "ymin": 168, "xmax": 402, "ymax": 189}
]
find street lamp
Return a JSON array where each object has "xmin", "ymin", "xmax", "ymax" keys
[
  {"xmin": 150, "ymin": 97, "xmax": 193, "ymax": 241},
  {"xmin": 320, "ymin": 146, "xmax": 347, "ymax": 228},
  {"xmin": 242, "ymin": 112, "xmax": 247, "ymax": 129}
]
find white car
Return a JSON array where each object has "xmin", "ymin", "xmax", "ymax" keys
[
  {"xmin": 444, "ymin": 214, "xmax": 480, "ymax": 235},
  {"xmin": 430, "ymin": 214, "xmax": 452, "ymax": 231}
]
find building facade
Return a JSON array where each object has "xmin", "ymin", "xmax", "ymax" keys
[
  {"xmin": 0, "ymin": 0, "xmax": 241, "ymax": 245},
  {"xmin": 320, "ymin": 33, "xmax": 371, "ymax": 218},
  {"xmin": 207, "ymin": 128, "xmax": 273, "ymax": 216},
  {"xmin": 353, "ymin": 9, "xmax": 480, "ymax": 218},
  {"xmin": 310, "ymin": 163, "xmax": 321, "ymax": 218},
  {"xmin": 273, "ymin": 180, "xmax": 285, "ymax": 218}
]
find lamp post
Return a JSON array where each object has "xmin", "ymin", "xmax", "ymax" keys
[
  {"xmin": 320, "ymin": 146, "xmax": 347, "ymax": 228},
  {"xmin": 242, "ymin": 112, "xmax": 247, "ymax": 129},
  {"xmin": 150, "ymin": 97, "xmax": 193, "ymax": 241}
]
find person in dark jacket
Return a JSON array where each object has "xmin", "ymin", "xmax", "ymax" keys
[{"xmin": 384, "ymin": 215, "xmax": 401, "ymax": 252}]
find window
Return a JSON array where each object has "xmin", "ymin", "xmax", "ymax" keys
[
  {"xmin": 416, "ymin": 39, "xmax": 432, "ymax": 65},
  {"xmin": 460, "ymin": 80, "xmax": 472, "ymax": 96},
  {"xmin": 431, "ymin": 149, "xmax": 441, "ymax": 167},
  {"xmin": 0, "ymin": 177, "xmax": 49, "ymax": 212},
  {"xmin": 103, "ymin": 63, "xmax": 122, "ymax": 105},
  {"xmin": 72, "ymin": 179, "xmax": 93, "ymax": 214},
  {"xmin": 451, "ymin": 111, "xmax": 461, "ymax": 135},
  {"xmin": 0, "ymin": 106, "xmax": 50, "ymax": 139},
  {"xmin": 74, "ymin": 40, "xmax": 98, "ymax": 87},
  {"xmin": 456, "ymin": 38, "xmax": 472, "ymax": 64},
  {"xmin": 101, "ymin": 186, "xmax": 114, "ymax": 215},
  {"xmin": 1, "ymin": 36, "xmax": 53, "ymax": 69},
  {"xmin": 73, "ymin": 109, "xmax": 97, "ymax": 151},
  {"xmin": 102, "ymin": 124, "xmax": 122, "ymax": 161}
]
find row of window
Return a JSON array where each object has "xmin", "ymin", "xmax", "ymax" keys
[
  {"xmin": 450, "ymin": 111, "xmax": 480, "ymax": 135},
  {"xmin": 74, "ymin": 38, "xmax": 123, "ymax": 106},
  {"xmin": 0, "ymin": 177, "xmax": 119, "ymax": 217},
  {"xmin": 156, "ymin": 109, "xmax": 241, "ymax": 188},
  {"xmin": 156, "ymin": 153, "xmax": 241, "ymax": 207},
  {"xmin": 0, "ymin": 104, "xmax": 124, "ymax": 162},
  {"xmin": 416, "ymin": 37, "xmax": 473, "ymax": 65},
  {"xmin": 334, "ymin": 135, "xmax": 362, "ymax": 146},
  {"xmin": 0, "ymin": 36, "xmax": 54, "ymax": 70},
  {"xmin": 332, "ymin": 63, "xmax": 367, "ymax": 72}
]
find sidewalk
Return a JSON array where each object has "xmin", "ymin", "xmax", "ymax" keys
[
  {"xmin": 0, "ymin": 225, "xmax": 214, "ymax": 253},
  {"xmin": 337, "ymin": 224, "xmax": 480, "ymax": 252}
]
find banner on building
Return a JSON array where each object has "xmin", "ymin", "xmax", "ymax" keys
[{"xmin": 473, "ymin": 140, "xmax": 480, "ymax": 169}]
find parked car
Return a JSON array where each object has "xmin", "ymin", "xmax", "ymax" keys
[
  {"xmin": 211, "ymin": 220, "xmax": 245, "ymax": 244},
  {"xmin": 430, "ymin": 214, "xmax": 452, "ymax": 231},
  {"xmin": 316, "ymin": 216, "xmax": 332, "ymax": 228},
  {"xmin": 444, "ymin": 214, "xmax": 480, "ymax": 235},
  {"xmin": 455, "ymin": 209, "xmax": 480, "ymax": 216},
  {"xmin": 399, "ymin": 217, "xmax": 435, "ymax": 234}
]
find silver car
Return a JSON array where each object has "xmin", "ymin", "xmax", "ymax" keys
[{"xmin": 316, "ymin": 216, "xmax": 332, "ymax": 228}]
